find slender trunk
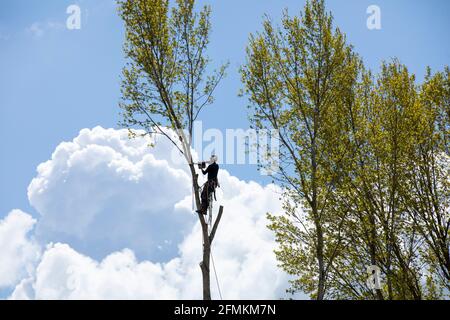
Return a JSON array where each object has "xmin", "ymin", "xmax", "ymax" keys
[
  {"xmin": 311, "ymin": 121, "xmax": 326, "ymax": 300},
  {"xmin": 188, "ymin": 163, "xmax": 212, "ymax": 300},
  {"xmin": 316, "ymin": 222, "xmax": 326, "ymax": 300},
  {"xmin": 201, "ymin": 237, "xmax": 212, "ymax": 300},
  {"xmin": 385, "ymin": 234, "xmax": 393, "ymax": 299},
  {"xmin": 200, "ymin": 204, "xmax": 224, "ymax": 300},
  {"xmin": 188, "ymin": 162, "xmax": 223, "ymax": 300},
  {"xmin": 369, "ymin": 213, "xmax": 384, "ymax": 300}
]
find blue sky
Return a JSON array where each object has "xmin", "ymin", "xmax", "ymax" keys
[{"xmin": 1, "ymin": 0, "xmax": 449, "ymax": 220}]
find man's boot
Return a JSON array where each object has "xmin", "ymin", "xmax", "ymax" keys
[{"xmin": 196, "ymin": 207, "xmax": 207, "ymax": 215}]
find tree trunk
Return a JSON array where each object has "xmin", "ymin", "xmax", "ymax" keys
[
  {"xmin": 369, "ymin": 213, "xmax": 384, "ymax": 300},
  {"xmin": 188, "ymin": 164, "xmax": 211, "ymax": 300},
  {"xmin": 189, "ymin": 163, "xmax": 223, "ymax": 300},
  {"xmin": 200, "ymin": 237, "xmax": 212, "ymax": 300},
  {"xmin": 316, "ymin": 222, "xmax": 326, "ymax": 300},
  {"xmin": 311, "ymin": 131, "xmax": 325, "ymax": 300}
]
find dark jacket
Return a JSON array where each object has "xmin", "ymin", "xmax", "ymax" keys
[{"xmin": 202, "ymin": 162, "xmax": 219, "ymax": 181}]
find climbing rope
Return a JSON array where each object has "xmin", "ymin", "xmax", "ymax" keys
[{"xmin": 210, "ymin": 246, "xmax": 223, "ymax": 300}]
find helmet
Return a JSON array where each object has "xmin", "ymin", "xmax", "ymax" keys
[{"xmin": 210, "ymin": 155, "xmax": 218, "ymax": 163}]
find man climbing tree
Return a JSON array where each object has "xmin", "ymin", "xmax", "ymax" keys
[
  {"xmin": 117, "ymin": 0, "xmax": 227, "ymax": 300},
  {"xmin": 197, "ymin": 155, "xmax": 219, "ymax": 215}
]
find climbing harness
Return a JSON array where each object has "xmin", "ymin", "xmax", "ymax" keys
[{"xmin": 198, "ymin": 179, "xmax": 217, "ymax": 227}]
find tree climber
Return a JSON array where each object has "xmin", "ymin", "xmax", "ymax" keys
[{"xmin": 196, "ymin": 155, "xmax": 219, "ymax": 215}]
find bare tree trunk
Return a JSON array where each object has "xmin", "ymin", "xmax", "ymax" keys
[
  {"xmin": 188, "ymin": 161, "xmax": 223, "ymax": 300},
  {"xmin": 200, "ymin": 205, "xmax": 224, "ymax": 300},
  {"xmin": 200, "ymin": 236, "xmax": 212, "ymax": 300}
]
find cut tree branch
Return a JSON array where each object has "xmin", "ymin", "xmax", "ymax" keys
[{"xmin": 209, "ymin": 205, "xmax": 224, "ymax": 243}]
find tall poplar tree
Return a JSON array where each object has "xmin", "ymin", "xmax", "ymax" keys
[
  {"xmin": 240, "ymin": 0, "xmax": 361, "ymax": 299},
  {"xmin": 118, "ymin": 0, "xmax": 227, "ymax": 300}
]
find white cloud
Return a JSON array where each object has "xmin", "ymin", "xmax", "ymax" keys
[
  {"xmin": 7, "ymin": 126, "xmax": 295, "ymax": 299},
  {"xmin": 28, "ymin": 127, "xmax": 194, "ymax": 262},
  {"xmin": 0, "ymin": 210, "xmax": 40, "ymax": 288},
  {"xmin": 11, "ymin": 244, "xmax": 181, "ymax": 300}
]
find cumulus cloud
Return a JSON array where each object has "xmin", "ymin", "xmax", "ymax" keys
[
  {"xmin": 12, "ymin": 244, "xmax": 181, "ymax": 300},
  {"xmin": 7, "ymin": 126, "xmax": 294, "ymax": 299},
  {"xmin": 0, "ymin": 210, "xmax": 40, "ymax": 288},
  {"xmin": 28, "ymin": 127, "xmax": 194, "ymax": 261},
  {"xmin": 175, "ymin": 174, "xmax": 289, "ymax": 299}
]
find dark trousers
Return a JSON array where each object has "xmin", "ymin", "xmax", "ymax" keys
[{"xmin": 200, "ymin": 180, "xmax": 217, "ymax": 213}]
